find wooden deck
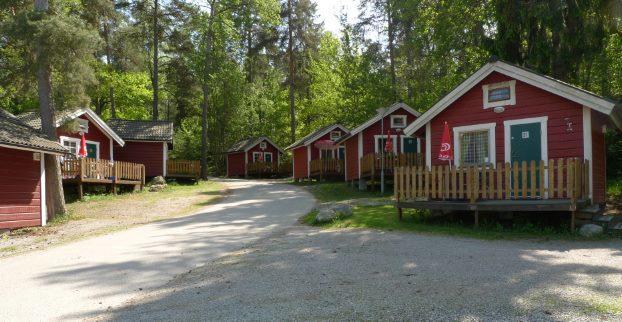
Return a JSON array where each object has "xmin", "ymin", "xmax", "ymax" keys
[
  {"xmin": 309, "ymin": 159, "xmax": 344, "ymax": 180},
  {"xmin": 62, "ymin": 158, "xmax": 145, "ymax": 198},
  {"xmin": 247, "ymin": 161, "xmax": 291, "ymax": 178},
  {"xmin": 167, "ymin": 160, "xmax": 201, "ymax": 179},
  {"xmin": 360, "ymin": 153, "xmax": 424, "ymax": 181},
  {"xmin": 393, "ymin": 158, "xmax": 590, "ymax": 229}
]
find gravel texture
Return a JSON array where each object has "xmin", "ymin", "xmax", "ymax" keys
[{"xmin": 101, "ymin": 226, "xmax": 622, "ymax": 321}]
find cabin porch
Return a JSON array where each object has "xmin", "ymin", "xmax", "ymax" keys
[
  {"xmin": 393, "ymin": 158, "xmax": 590, "ymax": 230},
  {"xmin": 359, "ymin": 152, "xmax": 424, "ymax": 187},
  {"xmin": 167, "ymin": 160, "xmax": 201, "ymax": 180},
  {"xmin": 246, "ymin": 161, "xmax": 291, "ymax": 178},
  {"xmin": 61, "ymin": 158, "xmax": 145, "ymax": 199},
  {"xmin": 309, "ymin": 158, "xmax": 344, "ymax": 180}
]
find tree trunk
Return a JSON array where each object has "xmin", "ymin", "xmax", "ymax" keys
[
  {"xmin": 152, "ymin": 0, "xmax": 159, "ymax": 121},
  {"xmin": 387, "ymin": 0, "xmax": 397, "ymax": 102},
  {"xmin": 287, "ymin": 0, "xmax": 296, "ymax": 143},
  {"xmin": 104, "ymin": 20, "xmax": 116, "ymax": 118},
  {"xmin": 35, "ymin": 0, "xmax": 66, "ymax": 219},
  {"xmin": 200, "ymin": 2, "xmax": 217, "ymax": 180}
]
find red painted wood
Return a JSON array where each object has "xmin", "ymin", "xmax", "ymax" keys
[
  {"xmin": 292, "ymin": 146, "xmax": 308, "ymax": 179},
  {"xmin": 361, "ymin": 108, "xmax": 418, "ymax": 156},
  {"xmin": 591, "ymin": 111, "xmax": 608, "ymax": 204},
  {"xmin": 227, "ymin": 152, "xmax": 245, "ymax": 177},
  {"xmin": 114, "ymin": 141, "xmax": 165, "ymax": 177},
  {"xmin": 246, "ymin": 140, "xmax": 280, "ymax": 165},
  {"xmin": 344, "ymin": 135, "xmax": 358, "ymax": 181},
  {"xmin": 0, "ymin": 146, "xmax": 42, "ymax": 229},
  {"xmin": 429, "ymin": 72, "xmax": 585, "ymax": 167},
  {"xmin": 57, "ymin": 115, "xmax": 112, "ymax": 159}
]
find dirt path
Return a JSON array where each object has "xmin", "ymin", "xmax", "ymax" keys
[
  {"xmin": 102, "ymin": 225, "xmax": 622, "ymax": 321},
  {"xmin": 0, "ymin": 179, "xmax": 315, "ymax": 321}
]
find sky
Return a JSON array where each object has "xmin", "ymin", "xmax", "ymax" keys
[{"xmin": 314, "ymin": 0, "xmax": 360, "ymax": 36}]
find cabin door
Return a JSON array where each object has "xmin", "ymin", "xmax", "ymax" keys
[
  {"xmin": 510, "ymin": 122, "xmax": 542, "ymax": 196},
  {"xmin": 402, "ymin": 137, "xmax": 418, "ymax": 153}
]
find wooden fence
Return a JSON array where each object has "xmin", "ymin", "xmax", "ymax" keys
[
  {"xmin": 309, "ymin": 159, "xmax": 344, "ymax": 178},
  {"xmin": 167, "ymin": 160, "xmax": 201, "ymax": 178},
  {"xmin": 394, "ymin": 158, "xmax": 589, "ymax": 203},
  {"xmin": 62, "ymin": 158, "xmax": 145, "ymax": 184},
  {"xmin": 278, "ymin": 161, "xmax": 292, "ymax": 176},
  {"xmin": 360, "ymin": 153, "xmax": 424, "ymax": 179}
]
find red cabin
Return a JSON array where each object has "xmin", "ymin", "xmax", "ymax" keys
[
  {"xmin": 285, "ymin": 124, "xmax": 349, "ymax": 180},
  {"xmin": 227, "ymin": 137, "xmax": 285, "ymax": 177},
  {"xmin": 340, "ymin": 102, "xmax": 421, "ymax": 183},
  {"xmin": 402, "ymin": 59, "xmax": 621, "ymax": 206},
  {"xmin": 0, "ymin": 109, "xmax": 67, "ymax": 229},
  {"xmin": 108, "ymin": 119, "xmax": 173, "ymax": 178}
]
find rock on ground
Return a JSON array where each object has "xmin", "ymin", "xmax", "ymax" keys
[
  {"xmin": 314, "ymin": 202, "xmax": 353, "ymax": 223},
  {"xmin": 578, "ymin": 224, "xmax": 604, "ymax": 237}
]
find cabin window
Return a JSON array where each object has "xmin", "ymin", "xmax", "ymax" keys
[
  {"xmin": 453, "ymin": 123, "xmax": 496, "ymax": 166},
  {"xmin": 259, "ymin": 142, "xmax": 267, "ymax": 149},
  {"xmin": 483, "ymin": 80, "xmax": 516, "ymax": 108},
  {"xmin": 390, "ymin": 115, "xmax": 407, "ymax": 128},
  {"xmin": 252, "ymin": 152, "xmax": 263, "ymax": 162},
  {"xmin": 263, "ymin": 152, "xmax": 273, "ymax": 163},
  {"xmin": 330, "ymin": 131, "xmax": 341, "ymax": 141},
  {"xmin": 77, "ymin": 119, "xmax": 89, "ymax": 133},
  {"xmin": 60, "ymin": 136, "xmax": 99, "ymax": 159},
  {"xmin": 320, "ymin": 149, "xmax": 334, "ymax": 159},
  {"xmin": 374, "ymin": 135, "xmax": 398, "ymax": 154}
]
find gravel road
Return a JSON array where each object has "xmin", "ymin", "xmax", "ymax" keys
[
  {"xmin": 0, "ymin": 179, "xmax": 315, "ymax": 321},
  {"xmin": 102, "ymin": 225, "xmax": 622, "ymax": 321}
]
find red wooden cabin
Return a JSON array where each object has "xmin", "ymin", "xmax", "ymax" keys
[
  {"xmin": 340, "ymin": 102, "xmax": 421, "ymax": 183},
  {"xmin": 285, "ymin": 124, "xmax": 349, "ymax": 180},
  {"xmin": 227, "ymin": 137, "xmax": 285, "ymax": 177},
  {"xmin": 108, "ymin": 119, "xmax": 173, "ymax": 178},
  {"xmin": 0, "ymin": 109, "xmax": 67, "ymax": 229},
  {"xmin": 401, "ymin": 58, "xmax": 621, "ymax": 206}
]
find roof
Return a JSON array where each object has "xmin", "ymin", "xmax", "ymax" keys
[
  {"xmin": 0, "ymin": 109, "xmax": 67, "ymax": 154},
  {"xmin": 108, "ymin": 119, "xmax": 173, "ymax": 143},
  {"xmin": 338, "ymin": 102, "xmax": 421, "ymax": 143},
  {"xmin": 228, "ymin": 136, "xmax": 285, "ymax": 154},
  {"xmin": 404, "ymin": 59, "xmax": 621, "ymax": 135},
  {"xmin": 17, "ymin": 108, "xmax": 125, "ymax": 146},
  {"xmin": 284, "ymin": 124, "xmax": 349, "ymax": 150}
]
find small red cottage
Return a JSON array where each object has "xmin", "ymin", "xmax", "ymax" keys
[
  {"xmin": 403, "ymin": 59, "xmax": 621, "ymax": 205},
  {"xmin": 285, "ymin": 124, "xmax": 349, "ymax": 180},
  {"xmin": 17, "ymin": 108, "xmax": 125, "ymax": 160},
  {"xmin": 227, "ymin": 137, "xmax": 285, "ymax": 177},
  {"xmin": 340, "ymin": 102, "xmax": 421, "ymax": 183},
  {"xmin": 108, "ymin": 119, "xmax": 173, "ymax": 178},
  {"xmin": 0, "ymin": 109, "xmax": 67, "ymax": 229}
]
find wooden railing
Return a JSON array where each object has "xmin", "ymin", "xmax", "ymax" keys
[
  {"xmin": 167, "ymin": 160, "xmax": 201, "ymax": 178},
  {"xmin": 278, "ymin": 162, "xmax": 292, "ymax": 176},
  {"xmin": 394, "ymin": 158, "xmax": 589, "ymax": 203},
  {"xmin": 309, "ymin": 159, "xmax": 344, "ymax": 178},
  {"xmin": 61, "ymin": 158, "xmax": 145, "ymax": 185},
  {"xmin": 247, "ymin": 161, "xmax": 278, "ymax": 175},
  {"xmin": 360, "ymin": 153, "xmax": 424, "ymax": 178}
]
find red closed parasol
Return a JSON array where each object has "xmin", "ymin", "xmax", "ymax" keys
[
  {"xmin": 78, "ymin": 133, "xmax": 87, "ymax": 158},
  {"xmin": 314, "ymin": 139, "xmax": 336, "ymax": 150},
  {"xmin": 438, "ymin": 121, "xmax": 453, "ymax": 163}
]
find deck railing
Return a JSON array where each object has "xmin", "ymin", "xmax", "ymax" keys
[
  {"xmin": 278, "ymin": 161, "xmax": 292, "ymax": 176},
  {"xmin": 394, "ymin": 158, "xmax": 589, "ymax": 203},
  {"xmin": 247, "ymin": 161, "xmax": 278, "ymax": 176},
  {"xmin": 360, "ymin": 153, "xmax": 424, "ymax": 178},
  {"xmin": 167, "ymin": 160, "xmax": 201, "ymax": 178},
  {"xmin": 61, "ymin": 158, "xmax": 145, "ymax": 185},
  {"xmin": 309, "ymin": 158, "xmax": 344, "ymax": 178}
]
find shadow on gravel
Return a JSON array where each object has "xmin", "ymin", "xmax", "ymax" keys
[{"xmin": 99, "ymin": 226, "xmax": 622, "ymax": 321}]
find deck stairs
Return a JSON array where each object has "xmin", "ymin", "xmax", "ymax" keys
[{"xmin": 579, "ymin": 203, "xmax": 622, "ymax": 235}]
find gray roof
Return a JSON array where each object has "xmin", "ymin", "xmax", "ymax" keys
[
  {"xmin": 107, "ymin": 119, "xmax": 174, "ymax": 143},
  {"xmin": 284, "ymin": 123, "xmax": 349, "ymax": 150},
  {"xmin": 228, "ymin": 136, "xmax": 284, "ymax": 153},
  {"xmin": 16, "ymin": 109, "xmax": 78, "ymax": 130},
  {"xmin": 0, "ymin": 109, "xmax": 67, "ymax": 154}
]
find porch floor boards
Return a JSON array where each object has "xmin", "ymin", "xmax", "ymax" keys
[{"xmin": 396, "ymin": 199, "xmax": 588, "ymax": 212}]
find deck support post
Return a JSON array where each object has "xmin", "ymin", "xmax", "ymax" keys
[
  {"xmin": 77, "ymin": 181, "xmax": 84, "ymax": 200},
  {"xmin": 474, "ymin": 209, "xmax": 479, "ymax": 228}
]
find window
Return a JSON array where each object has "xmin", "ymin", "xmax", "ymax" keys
[
  {"xmin": 259, "ymin": 141, "xmax": 267, "ymax": 149},
  {"xmin": 483, "ymin": 80, "xmax": 516, "ymax": 108},
  {"xmin": 60, "ymin": 136, "xmax": 99, "ymax": 159},
  {"xmin": 252, "ymin": 152, "xmax": 263, "ymax": 162},
  {"xmin": 374, "ymin": 135, "xmax": 398, "ymax": 154},
  {"xmin": 453, "ymin": 123, "xmax": 496, "ymax": 166},
  {"xmin": 330, "ymin": 131, "xmax": 341, "ymax": 141},
  {"xmin": 61, "ymin": 138, "xmax": 78, "ymax": 155},
  {"xmin": 263, "ymin": 152, "xmax": 273, "ymax": 163},
  {"xmin": 77, "ymin": 119, "xmax": 89, "ymax": 133},
  {"xmin": 391, "ymin": 115, "xmax": 407, "ymax": 128},
  {"xmin": 320, "ymin": 149, "xmax": 334, "ymax": 159}
]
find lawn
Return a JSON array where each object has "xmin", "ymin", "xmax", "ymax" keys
[
  {"xmin": 300, "ymin": 182, "xmax": 607, "ymax": 240},
  {"xmin": 0, "ymin": 180, "xmax": 225, "ymax": 257}
]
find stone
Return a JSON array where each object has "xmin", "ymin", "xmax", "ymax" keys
[
  {"xmin": 578, "ymin": 224, "xmax": 604, "ymax": 237},
  {"xmin": 314, "ymin": 202, "xmax": 353, "ymax": 223},
  {"xmin": 149, "ymin": 176, "xmax": 167, "ymax": 186},
  {"xmin": 148, "ymin": 184, "xmax": 166, "ymax": 192}
]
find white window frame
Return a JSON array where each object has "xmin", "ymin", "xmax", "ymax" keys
[
  {"xmin": 263, "ymin": 152, "xmax": 273, "ymax": 163},
  {"xmin": 400, "ymin": 135, "xmax": 421, "ymax": 153},
  {"xmin": 319, "ymin": 149, "xmax": 334, "ymax": 159},
  {"xmin": 330, "ymin": 131, "xmax": 342, "ymax": 141},
  {"xmin": 390, "ymin": 115, "xmax": 407, "ymax": 128},
  {"xmin": 259, "ymin": 141, "xmax": 267, "ymax": 149},
  {"xmin": 60, "ymin": 136, "xmax": 100, "ymax": 159},
  {"xmin": 77, "ymin": 118, "xmax": 89, "ymax": 133},
  {"xmin": 337, "ymin": 146, "xmax": 345, "ymax": 160},
  {"xmin": 483, "ymin": 80, "xmax": 516, "ymax": 109},
  {"xmin": 374, "ymin": 135, "xmax": 398, "ymax": 154},
  {"xmin": 252, "ymin": 151, "xmax": 263, "ymax": 162},
  {"xmin": 452, "ymin": 122, "xmax": 496, "ymax": 166}
]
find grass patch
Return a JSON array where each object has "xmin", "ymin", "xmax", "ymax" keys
[
  {"xmin": 607, "ymin": 179, "xmax": 622, "ymax": 200},
  {"xmin": 292, "ymin": 181, "xmax": 385, "ymax": 202},
  {"xmin": 584, "ymin": 298, "xmax": 622, "ymax": 315}
]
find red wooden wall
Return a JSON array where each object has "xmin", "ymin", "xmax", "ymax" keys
[
  {"xmin": 57, "ymin": 115, "xmax": 112, "ymax": 160},
  {"xmin": 227, "ymin": 152, "xmax": 245, "ymax": 177},
  {"xmin": 292, "ymin": 146, "xmax": 307, "ymax": 179},
  {"xmin": 307, "ymin": 128, "xmax": 348, "ymax": 161},
  {"xmin": 0, "ymin": 147, "xmax": 42, "ymax": 229},
  {"xmin": 114, "ymin": 141, "xmax": 165, "ymax": 177},
  {"xmin": 247, "ymin": 141, "xmax": 280, "ymax": 164},
  {"xmin": 591, "ymin": 111, "xmax": 608, "ymax": 204},
  {"xmin": 361, "ymin": 108, "xmax": 418, "ymax": 156},
  {"xmin": 344, "ymin": 135, "xmax": 359, "ymax": 181}
]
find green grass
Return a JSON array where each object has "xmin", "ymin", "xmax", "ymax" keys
[
  {"xmin": 607, "ymin": 178, "xmax": 622, "ymax": 200},
  {"xmin": 292, "ymin": 181, "xmax": 385, "ymax": 202}
]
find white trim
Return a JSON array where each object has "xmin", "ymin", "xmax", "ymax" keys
[
  {"xmin": 243, "ymin": 137, "xmax": 284, "ymax": 154},
  {"xmin": 390, "ymin": 115, "xmax": 407, "ymax": 128},
  {"xmin": 400, "ymin": 135, "xmax": 421, "ymax": 153},
  {"xmin": 59, "ymin": 136, "xmax": 100, "ymax": 159},
  {"xmin": 582, "ymin": 106, "xmax": 593, "ymax": 200},
  {"xmin": 40, "ymin": 153, "xmax": 47, "ymax": 226},
  {"xmin": 59, "ymin": 108, "xmax": 125, "ymax": 146},
  {"xmin": 483, "ymin": 80, "xmax": 516, "ymax": 109},
  {"xmin": 425, "ymin": 123, "xmax": 431, "ymax": 168},
  {"xmin": 263, "ymin": 152, "xmax": 273, "ymax": 163},
  {"xmin": 330, "ymin": 131, "xmax": 342, "ymax": 141},
  {"xmin": 244, "ymin": 151, "xmax": 248, "ymax": 176},
  {"xmin": 349, "ymin": 102, "xmax": 421, "ymax": 136},
  {"xmin": 357, "ymin": 132, "xmax": 363, "ymax": 179},
  {"xmin": 284, "ymin": 124, "xmax": 349, "ymax": 150},
  {"xmin": 163, "ymin": 142, "xmax": 168, "ymax": 176},
  {"xmin": 453, "ymin": 122, "xmax": 497, "ymax": 166},
  {"xmin": 374, "ymin": 135, "xmax": 398, "ymax": 154},
  {"xmin": 404, "ymin": 60, "xmax": 617, "ymax": 136},
  {"xmin": 0, "ymin": 143, "xmax": 65, "ymax": 155},
  {"xmin": 109, "ymin": 139, "xmax": 114, "ymax": 161},
  {"xmin": 343, "ymin": 145, "xmax": 348, "ymax": 181},
  {"xmin": 307, "ymin": 145, "xmax": 311, "ymax": 178},
  {"xmin": 252, "ymin": 151, "xmax": 263, "ymax": 162},
  {"xmin": 259, "ymin": 141, "xmax": 267, "ymax": 150}
]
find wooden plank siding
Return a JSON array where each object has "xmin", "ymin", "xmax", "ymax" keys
[
  {"xmin": 292, "ymin": 146, "xmax": 308, "ymax": 179},
  {"xmin": 57, "ymin": 115, "xmax": 112, "ymax": 160},
  {"xmin": 344, "ymin": 135, "xmax": 358, "ymax": 181},
  {"xmin": 0, "ymin": 146, "xmax": 42, "ymax": 229},
  {"xmin": 114, "ymin": 141, "xmax": 165, "ymax": 177},
  {"xmin": 227, "ymin": 152, "xmax": 246, "ymax": 177}
]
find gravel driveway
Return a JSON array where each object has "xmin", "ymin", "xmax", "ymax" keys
[
  {"xmin": 101, "ymin": 225, "xmax": 622, "ymax": 321},
  {"xmin": 0, "ymin": 179, "xmax": 315, "ymax": 321}
]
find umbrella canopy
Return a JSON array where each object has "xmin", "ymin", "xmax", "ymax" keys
[
  {"xmin": 78, "ymin": 133, "xmax": 87, "ymax": 158},
  {"xmin": 314, "ymin": 139, "xmax": 336, "ymax": 150},
  {"xmin": 438, "ymin": 121, "xmax": 453, "ymax": 162},
  {"xmin": 384, "ymin": 130, "xmax": 393, "ymax": 153}
]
